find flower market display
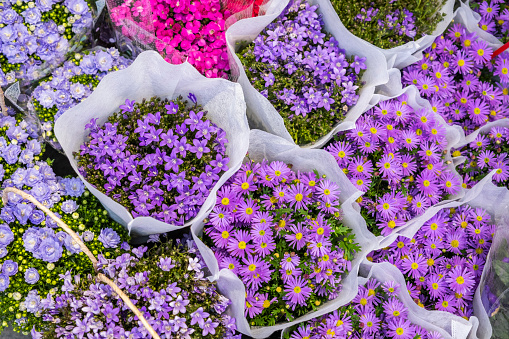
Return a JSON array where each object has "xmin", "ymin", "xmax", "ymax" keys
[
  {"xmin": 1, "ymin": 1, "xmax": 509, "ymax": 338},
  {"xmin": 284, "ymin": 277, "xmax": 445, "ymax": 339},
  {"xmin": 33, "ymin": 235, "xmax": 240, "ymax": 339},
  {"xmin": 470, "ymin": 0, "xmax": 509, "ymax": 44},
  {"xmin": 329, "ymin": 0, "xmax": 447, "ymax": 49},
  {"xmin": 77, "ymin": 94, "xmax": 229, "ymax": 226},
  {"xmin": 108, "ymin": 0, "xmax": 233, "ymax": 78},
  {"xmin": 369, "ymin": 205, "xmax": 494, "ymax": 319},
  {"xmin": 29, "ymin": 48, "xmax": 132, "ymax": 149},
  {"xmin": 402, "ymin": 23, "xmax": 509, "ymax": 136},
  {"xmin": 203, "ymin": 159, "xmax": 360, "ymax": 327},
  {"xmin": 0, "ymin": 0, "xmax": 95, "ymax": 87},
  {"xmin": 452, "ymin": 124, "xmax": 509, "ymax": 189},
  {"xmin": 325, "ymin": 93, "xmax": 461, "ymax": 236},
  {"xmin": 237, "ymin": 0, "xmax": 365, "ymax": 145}
]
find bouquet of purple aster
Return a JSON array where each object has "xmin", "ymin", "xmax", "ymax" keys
[
  {"xmin": 201, "ymin": 158, "xmax": 360, "ymax": 327},
  {"xmin": 469, "ymin": 0, "xmax": 509, "ymax": 44},
  {"xmin": 325, "ymin": 88, "xmax": 462, "ymax": 236},
  {"xmin": 452, "ymin": 122, "xmax": 509, "ymax": 188},
  {"xmin": 34, "ymin": 236, "xmax": 240, "ymax": 339},
  {"xmin": 369, "ymin": 204, "xmax": 494, "ymax": 320},
  {"xmin": 283, "ymin": 269, "xmax": 453, "ymax": 339},
  {"xmin": 55, "ymin": 52, "xmax": 250, "ymax": 236},
  {"xmin": 77, "ymin": 94, "xmax": 230, "ymax": 228},
  {"xmin": 402, "ymin": 21, "xmax": 509, "ymax": 136}
]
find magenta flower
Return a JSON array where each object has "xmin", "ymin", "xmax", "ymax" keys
[{"xmin": 284, "ymin": 276, "xmax": 312, "ymax": 308}]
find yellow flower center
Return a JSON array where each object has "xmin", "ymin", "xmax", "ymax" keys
[
  {"xmin": 458, "ymin": 59, "xmax": 465, "ymax": 66},
  {"xmin": 396, "ymin": 328, "xmax": 404, "ymax": 335},
  {"xmin": 295, "ymin": 232, "xmax": 303, "ymax": 240},
  {"xmin": 263, "ymin": 300, "xmax": 271, "ymax": 308},
  {"xmin": 228, "ymin": 263, "xmax": 235, "ymax": 269},
  {"xmin": 295, "ymin": 193, "xmax": 303, "ymax": 202},
  {"xmin": 294, "ymin": 286, "xmax": 301, "ymax": 293},
  {"xmin": 411, "ymin": 262, "xmax": 419, "ymax": 270},
  {"xmin": 221, "ymin": 197, "xmax": 229, "ymax": 205},
  {"xmin": 246, "ymin": 208, "xmax": 253, "ymax": 215},
  {"xmin": 248, "ymin": 264, "xmax": 256, "ymax": 271},
  {"xmin": 456, "ymin": 276, "xmax": 465, "ymax": 284},
  {"xmin": 238, "ymin": 241, "xmax": 247, "ymax": 249},
  {"xmin": 241, "ymin": 182, "xmax": 249, "ymax": 190},
  {"xmin": 383, "ymin": 203, "xmax": 390, "ymax": 210},
  {"xmin": 221, "ymin": 231, "xmax": 229, "ymax": 239},
  {"xmin": 451, "ymin": 240, "xmax": 459, "ymax": 248},
  {"xmin": 423, "ymin": 180, "xmax": 430, "ymax": 187}
]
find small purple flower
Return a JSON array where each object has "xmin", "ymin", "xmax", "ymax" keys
[
  {"xmin": 201, "ymin": 318, "xmax": 219, "ymax": 336},
  {"xmin": 98, "ymin": 228, "xmax": 120, "ymax": 248},
  {"xmin": 0, "ymin": 274, "xmax": 9, "ymax": 292},
  {"xmin": 169, "ymin": 295, "xmax": 190, "ymax": 315},
  {"xmin": 24, "ymin": 268, "xmax": 39, "ymax": 284},
  {"xmin": 188, "ymin": 93, "xmax": 197, "ymax": 104},
  {"xmin": 190, "ymin": 307, "xmax": 210, "ymax": 327},
  {"xmin": 61, "ymin": 200, "xmax": 78, "ymax": 214},
  {"xmin": 38, "ymin": 237, "xmax": 63, "ymax": 263},
  {"xmin": 158, "ymin": 257, "xmax": 175, "ymax": 271},
  {"xmin": 0, "ymin": 224, "xmax": 14, "ymax": 246},
  {"xmin": 2, "ymin": 260, "xmax": 18, "ymax": 276}
]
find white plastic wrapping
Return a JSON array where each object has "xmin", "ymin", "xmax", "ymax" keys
[
  {"xmin": 226, "ymin": 0, "xmax": 389, "ymax": 148},
  {"xmin": 54, "ymin": 51, "xmax": 250, "ymax": 237},
  {"xmin": 458, "ymin": 0, "xmax": 504, "ymax": 47},
  {"xmin": 192, "ymin": 129, "xmax": 379, "ymax": 338}
]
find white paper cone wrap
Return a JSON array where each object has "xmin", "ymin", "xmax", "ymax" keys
[
  {"xmin": 226, "ymin": 0, "xmax": 390, "ymax": 149},
  {"xmin": 54, "ymin": 51, "xmax": 250, "ymax": 237},
  {"xmin": 192, "ymin": 129, "xmax": 379, "ymax": 338}
]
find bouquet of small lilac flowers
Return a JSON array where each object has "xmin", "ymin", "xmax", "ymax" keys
[
  {"xmin": 35, "ymin": 236, "xmax": 240, "ymax": 339},
  {"xmin": 77, "ymin": 94, "xmax": 230, "ymax": 226},
  {"xmin": 470, "ymin": 0, "xmax": 509, "ymax": 44},
  {"xmin": 0, "ymin": 0, "xmax": 95, "ymax": 87},
  {"xmin": 325, "ymin": 93, "xmax": 461, "ymax": 236},
  {"xmin": 369, "ymin": 205, "xmax": 494, "ymax": 319},
  {"xmin": 284, "ymin": 278, "xmax": 444, "ymax": 339},
  {"xmin": 0, "ymin": 168, "xmax": 129, "ymax": 334},
  {"xmin": 237, "ymin": 0, "xmax": 365, "ymax": 146},
  {"xmin": 402, "ymin": 23, "xmax": 509, "ymax": 135},
  {"xmin": 29, "ymin": 48, "xmax": 132, "ymax": 150},
  {"xmin": 203, "ymin": 159, "xmax": 360, "ymax": 326},
  {"xmin": 452, "ymin": 124, "xmax": 509, "ymax": 188}
]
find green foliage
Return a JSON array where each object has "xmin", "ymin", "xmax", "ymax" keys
[{"xmin": 330, "ymin": 0, "xmax": 447, "ymax": 49}]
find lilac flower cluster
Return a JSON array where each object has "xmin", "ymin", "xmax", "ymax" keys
[
  {"xmin": 325, "ymin": 95, "xmax": 461, "ymax": 236},
  {"xmin": 402, "ymin": 24, "xmax": 509, "ymax": 135},
  {"xmin": 35, "ymin": 237, "xmax": 240, "ymax": 338},
  {"xmin": 78, "ymin": 95, "xmax": 230, "ymax": 226},
  {"xmin": 203, "ymin": 160, "xmax": 359, "ymax": 326},
  {"xmin": 470, "ymin": 0, "xmax": 509, "ymax": 44},
  {"xmin": 453, "ymin": 125, "xmax": 509, "ymax": 188},
  {"xmin": 0, "ymin": 113, "xmax": 41, "ymax": 183},
  {"xmin": 331, "ymin": 0, "xmax": 445, "ymax": 49},
  {"xmin": 0, "ymin": 0, "xmax": 94, "ymax": 86},
  {"xmin": 0, "ymin": 151, "xmax": 129, "ymax": 333},
  {"xmin": 237, "ymin": 0, "xmax": 364, "ymax": 145},
  {"xmin": 285, "ymin": 278, "xmax": 444, "ymax": 339},
  {"xmin": 370, "ymin": 206, "xmax": 494, "ymax": 319},
  {"xmin": 29, "ymin": 48, "xmax": 131, "ymax": 149}
]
